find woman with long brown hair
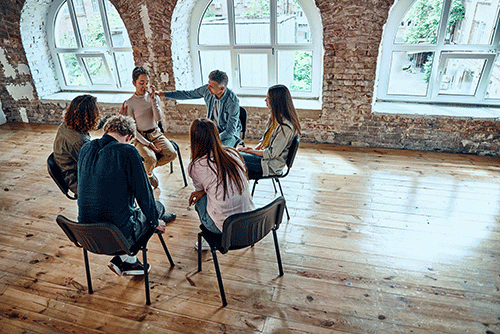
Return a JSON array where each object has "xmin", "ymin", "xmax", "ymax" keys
[
  {"xmin": 53, "ymin": 94, "xmax": 100, "ymax": 194},
  {"xmin": 188, "ymin": 118, "xmax": 254, "ymax": 248},
  {"xmin": 238, "ymin": 84, "xmax": 301, "ymax": 177}
]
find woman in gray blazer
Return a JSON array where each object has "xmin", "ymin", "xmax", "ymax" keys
[{"xmin": 238, "ymin": 85, "xmax": 301, "ymax": 177}]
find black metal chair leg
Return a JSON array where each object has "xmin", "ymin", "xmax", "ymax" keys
[
  {"xmin": 143, "ymin": 248, "xmax": 151, "ymax": 305},
  {"xmin": 170, "ymin": 140, "xmax": 188, "ymax": 187},
  {"xmin": 197, "ymin": 233, "xmax": 202, "ymax": 272},
  {"xmin": 251, "ymin": 179, "xmax": 258, "ymax": 196},
  {"xmin": 275, "ymin": 179, "xmax": 290, "ymax": 220},
  {"xmin": 211, "ymin": 250, "xmax": 227, "ymax": 307},
  {"xmin": 156, "ymin": 232, "xmax": 174, "ymax": 267},
  {"xmin": 272, "ymin": 229, "xmax": 284, "ymax": 276},
  {"xmin": 83, "ymin": 249, "xmax": 93, "ymax": 294},
  {"xmin": 271, "ymin": 178, "xmax": 278, "ymax": 194}
]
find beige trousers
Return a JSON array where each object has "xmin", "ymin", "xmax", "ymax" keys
[{"xmin": 134, "ymin": 128, "xmax": 177, "ymax": 175}]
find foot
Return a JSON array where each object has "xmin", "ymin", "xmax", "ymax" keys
[
  {"xmin": 122, "ymin": 259, "xmax": 151, "ymax": 276},
  {"xmin": 108, "ymin": 256, "xmax": 124, "ymax": 276},
  {"xmin": 148, "ymin": 172, "xmax": 159, "ymax": 188},
  {"xmin": 194, "ymin": 238, "xmax": 210, "ymax": 251},
  {"xmin": 162, "ymin": 213, "xmax": 176, "ymax": 224}
]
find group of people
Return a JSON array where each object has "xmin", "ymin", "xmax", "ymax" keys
[{"xmin": 52, "ymin": 67, "xmax": 301, "ymax": 276}]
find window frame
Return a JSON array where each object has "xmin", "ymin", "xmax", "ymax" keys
[
  {"xmin": 47, "ymin": 0, "xmax": 134, "ymax": 92},
  {"xmin": 375, "ymin": 0, "xmax": 500, "ymax": 107},
  {"xmin": 190, "ymin": 0, "xmax": 323, "ymax": 99}
]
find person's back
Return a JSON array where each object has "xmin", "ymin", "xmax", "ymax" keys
[{"xmin": 53, "ymin": 94, "xmax": 99, "ymax": 194}]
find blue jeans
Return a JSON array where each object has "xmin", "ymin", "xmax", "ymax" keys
[
  {"xmin": 221, "ymin": 135, "xmax": 240, "ymax": 148},
  {"xmin": 239, "ymin": 152, "xmax": 263, "ymax": 174},
  {"xmin": 195, "ymin": 194, "xmax": 222, "ymax": 234}
]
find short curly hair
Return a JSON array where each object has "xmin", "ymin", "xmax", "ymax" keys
[
  {"xmin": 64, "ymin": 95, "xmax": 100, "ymax": 133},
  {"xmin": 103, "ymin": 115, "xmax": 136, "ymax": 138}
]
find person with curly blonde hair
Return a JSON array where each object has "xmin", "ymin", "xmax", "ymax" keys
[{"xmin": 53, "ymin": 94, "xmax": 100, "ymax": 195}]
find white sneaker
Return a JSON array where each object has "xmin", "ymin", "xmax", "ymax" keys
[{"xmin": 194, "ymin": 238, "xmax": 210, "ymax": 251}]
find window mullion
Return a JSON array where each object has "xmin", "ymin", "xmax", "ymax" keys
[
  {"xmin": 67, "ymin": 0, "xmax": 84, "ymax": 49},
  {"xmin": 97, "ymin": 0, "xmax": 119, "ymax": 87}
]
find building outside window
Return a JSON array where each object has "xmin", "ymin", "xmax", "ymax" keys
[
  {"xmin": 48, "ymin": 0, "xmax": 134, "ymax": 91},
  {"xmin": 376, "ymin": 0, "xmax": 500, "ymax": 108}
]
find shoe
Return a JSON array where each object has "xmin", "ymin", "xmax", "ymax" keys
[
  {"xmin": 162, "ymin": 213, "xmax": 176, "ymax": 224},
  {"xmin": 122, "ymin": 259, "xmax": 151, "ymax": 276},
  {"xmin": 194, "ymin": 238, "xmax": 210, "ymax": 251},
  {"xmin": 108, "ymin": 256, "xmax": 124, "ymax": 276},
  {"xmin": 148, "ymin": 172, "xmax": 159, "ymax": 188}
]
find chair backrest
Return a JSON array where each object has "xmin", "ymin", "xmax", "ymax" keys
[
  {"xmin": 239, "ymin": 107, "xmax": 247, "ymax": 141},
  {"xmin": 220, "ymin": 196, "xmax": 286, "ymax": 254},
  {"xmin": 282, "ymin": 135, "xmax": 300, "ymax": 177},
  {"xmin": 56, "ymin": 215, "xmax": 134, "ymax": 256},
  {"xmin": 47, "ymin": 153, "xmax": 76, "ymax": 200}
]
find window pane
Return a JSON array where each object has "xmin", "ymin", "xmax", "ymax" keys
[
  {"xmin": 55, "ymin": 2, "xmax": 77, "ymax": 48},
  {"xmin": 278, "ymin": 50, "xmax": 312, "ymax": 91},
  {"xmin": 486, "ymin": 57, "xmax": 500, "ymax": 99},
  {"xmin": 387, "ymin": 51, "xmax": 433, "ymax": 96},
  {"xmin": 77, "ymin": 4, "xmax": 108, "ymax": 47},
  {"xmin": 238, "ymin": 53, "xmax": 268, "ymax": 88},
  {"xmin": 114, "ymin": 52, "xmax": 134, "ymax": 87},
  {"xmin": 445, "ymin": 1, "xmax": 498, "ymax": 45},
  {"xmin": 235, "ymin": 0, "xmax": 270, "ymax": 44},
  {"xmin": 438, "ymin": 58, "xmax": 486, "ymax": 96},
  {"xmin": 199, "ymin": 0, "xmax": 229, "ymax": 45},
  {"xmin": 82, "ymin": 56, "xmax": 111, "ymax": 85},
  {"xmin": 394, "ymin": 0, "xmax": 443, "ymax": 44},
  {"xmin": 104, "ymin": 0, "xmax": 131, "ymax": 47},
  {"xmin": 277, "ymin": 0, "xmax": 311, "ymax": 43},
  {"xmin": 199, "ymin": 50, "xmax": 232, "ymax": 83},
  {"xmin": 58, "ymin": 53, "xmax": 86, "ymax": 86}
]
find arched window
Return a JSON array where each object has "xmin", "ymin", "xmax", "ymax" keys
[
  {"xmin": 376, "ymin": 0, "xmax": 500, "ymax": 107},
  {"xmin": 47, "ymin": 0, "xmax": 134, "ymax": 91},
  {"xmin": 189, "ymin": 0, "xmax": 323, "ymax": 99}
]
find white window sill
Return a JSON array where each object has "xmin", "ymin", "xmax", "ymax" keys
[
  {"xmin": 373, "ymin": 101, "xmax": 500, "ymax": 120},
  {"xmin": 41, "ymin": 92, "xmax": 322, "ymax": 110}
]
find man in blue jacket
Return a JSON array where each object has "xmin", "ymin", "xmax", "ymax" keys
[
  {"xmin": 77, "ymin": 115, "xmax": 176, "ymax": 276},
  {"xmin": 157, "ymin": 70, "xmax": 241, "ymax": 147}
]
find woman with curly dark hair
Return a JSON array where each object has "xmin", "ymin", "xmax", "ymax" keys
[{"xmin": 53, "ymin": 94, "xmax": 100, "ymax": 195}]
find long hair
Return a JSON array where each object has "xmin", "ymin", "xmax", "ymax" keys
[
  {"xmin": 267, "ymin": 84, "xmax": 301, "ymax": 135},
  {"xmin": 189, "ymin": 118, "xmax": 246, "ymax": 200},
  {"xmin": 64, "ymin": 94, "xmax": 100, "ymax": 133}
]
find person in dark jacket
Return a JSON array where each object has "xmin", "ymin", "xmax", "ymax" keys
[{"xmin": 77, "ymin": 115, "xmax": 176, "ymax": 276}]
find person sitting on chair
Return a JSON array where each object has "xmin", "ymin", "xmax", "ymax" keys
[
  {"xmin": 77, "ymin": 115, "xmax": 176, "ymax": 276},
  {"xmin": 188, "ymin": 119, "xmax": 254, "ymax": 250},
  {"xmin": 120, "ymin": 66, "xmax": 177, "ymax": 188},
  {"xmin": 156, "ymin": 70, "xmax": 242, "ymax": 147},
  {"xmin": 53, "ymin": 94, "xmax": 101, "ymax": 195},
  {"xmin": 238, "ymin": 84, "xmax": 301, "ymax": 177}
]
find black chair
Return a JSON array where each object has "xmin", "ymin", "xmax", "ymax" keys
[
  {"xmin": 249, "ymin": 135, "xmax": 299, "ymax": 220},
  {"xmin": 169, "ymin": 140, "xmax": 188, "ymax": 187},
  {"xmin": 56, "ymin": 215, "xmax": 175, "ymax": 305},
  {"xmin": 47, "ymin": 152, "xmax": 77, "ymax": 200},
  {"xmin": 197, "ymin": 196, "xmax": 286, "ymax": 307},
  {"xmin": 234, "ymin": 106, "xmax": 247, "ymax": 148}
]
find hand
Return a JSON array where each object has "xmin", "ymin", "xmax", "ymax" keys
[
  {"xmin": 149, "ymin": 142, "xmax": 162, "ymax": 153},
  {"xmin": 189, "ymin": 190, "xmax": 206, "ymax": 206},
  {"xmin": 149, "ymin": 85, "xmax": 156, "ymax": 99},
  {"xmin": 156, "ymin": 220, "xmax": 166, "ymax": 234},
  {"xmin": 238, "ymin": 146, "xmax": 252, "ymax": 153},
  {"xmin": 119, "ymin": 101, "xmax": 127, "ymax": 115}
]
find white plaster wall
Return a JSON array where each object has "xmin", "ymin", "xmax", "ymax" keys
[
  {"xmin": 20, "ymin": 0, "xmax": 60, "ymax": 98},
  {"xmin": 0, "ymin": 100, "xmax": 6, "ymax": 125},
  {"xmin": 171, "ymin": 0, "xmax": 196, "ymax": 90}
]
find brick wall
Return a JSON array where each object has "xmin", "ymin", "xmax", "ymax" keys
[{"xmin": 0, "ymin": 0, "xmax": 499, "ymax": 155}]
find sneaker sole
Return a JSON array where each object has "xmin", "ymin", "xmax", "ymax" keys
[
  {"xmin": 108, "ymin": 263, "xmax": 122, "ymax": 276},
  {"xmin": 123, "ymin": 265, "xmax": 151, "ymax": 276}
]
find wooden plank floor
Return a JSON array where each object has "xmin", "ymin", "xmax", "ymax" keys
[{"xmin": 0, "ymin": 123, "xmax": 499, "ymax": 334}]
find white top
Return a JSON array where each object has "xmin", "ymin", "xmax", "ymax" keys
[
  {"xmin": 125, "ymin": 93, "xmax": 162, "ymax": 146},
  {"xmin": 189, "ymin": 149, "xmax": 255, "ymax": 232}
]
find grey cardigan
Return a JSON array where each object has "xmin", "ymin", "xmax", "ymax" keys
[{"xmin": 261, "ymin": 119, "xmax": 297, "ymax": 177}]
